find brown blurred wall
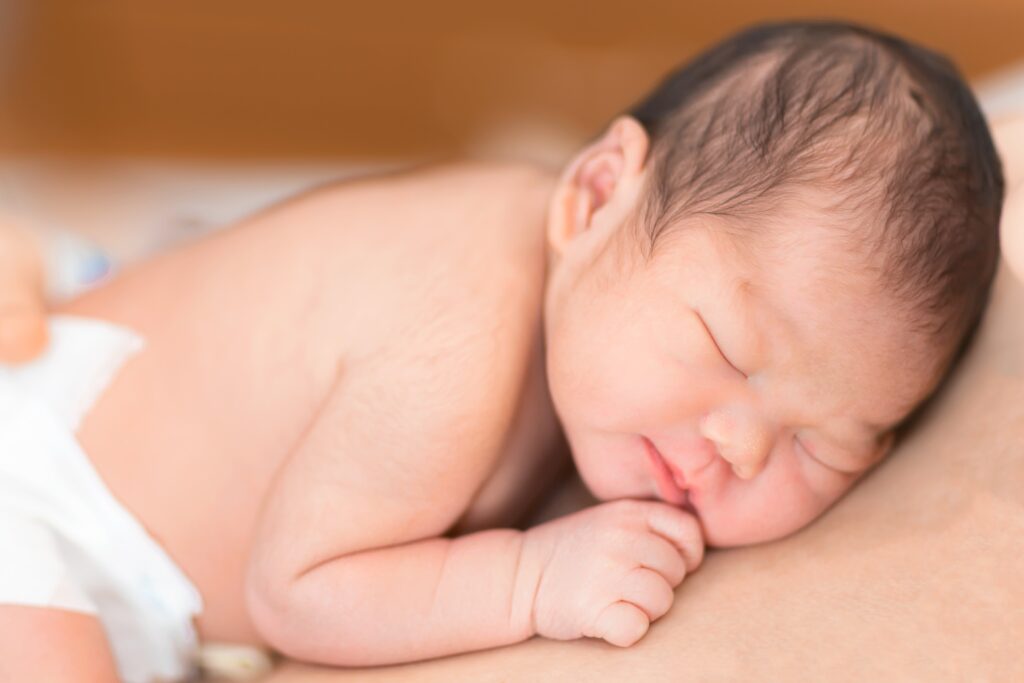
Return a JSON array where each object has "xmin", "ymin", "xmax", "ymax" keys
[{"xmin": 1, "ymin": 0, "xmax": 1022, "ymax": 160}]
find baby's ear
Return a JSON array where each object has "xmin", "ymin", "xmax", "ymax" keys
[{"xmin": 546, "ymin": 116, "xmax": 651, "ymax": 255}]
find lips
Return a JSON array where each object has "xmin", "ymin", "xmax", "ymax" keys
[{"xmin": 642, "ymin": 437, "xmax": 690, "ymax": 507}]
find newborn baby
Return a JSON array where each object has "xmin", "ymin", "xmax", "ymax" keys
[{"xmin": 3, "ymin": 21, "xmax": 1004, "ymax": 680}]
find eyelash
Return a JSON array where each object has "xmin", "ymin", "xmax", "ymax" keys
[
  {"xmin": 794, "ymin": 435, "xmax": 830, "ymax": 467},
  {"xmin": 796, "ymin": 435, "xmax": 865, "ymax": 475},
  {"xmin": 697, "ymin": 313, "xmax": 746, "ymax": 378}
]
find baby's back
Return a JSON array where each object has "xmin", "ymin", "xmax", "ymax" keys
[{"xmin": 60, "ymin": 162, "xmax": 553, "ymax": 643}]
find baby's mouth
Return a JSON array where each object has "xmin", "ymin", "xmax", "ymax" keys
[{"xmin": 641, "ymin": 436, "xmax": 693, "ymax": 511}]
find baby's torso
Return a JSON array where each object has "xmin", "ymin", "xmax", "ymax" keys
[{"xmin": 60, "ymin": 162, "xmax": 565, "ymax": 644}]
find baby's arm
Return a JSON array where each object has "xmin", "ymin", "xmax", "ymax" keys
[
  {"xmin": 246, "ymin": 355, "xmax": 703, "ymax": 666},
  {"xmin": 0, "ymin": 606, "xmax": 120, "ymax": 682}
]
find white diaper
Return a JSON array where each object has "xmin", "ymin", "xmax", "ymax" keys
[{"xmin": 0, "ymin": 316, "xmax": 204, "ymax": 683}]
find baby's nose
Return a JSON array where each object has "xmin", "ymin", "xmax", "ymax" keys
[{"xmin": 700, "ymin": 406, "xmax": 774, "ymax": 480}]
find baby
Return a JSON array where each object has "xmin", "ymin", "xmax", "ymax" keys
[{"xmin": 1, "ymin": 21, "xmax": 1004, "ymax": 681}]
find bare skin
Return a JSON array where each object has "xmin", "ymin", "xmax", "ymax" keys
[
  {"xmin": 0, "ymin": 219, "xmax": 47, "ymax": 362},
  {"xmin": 998, "ymin": 114, "xmax": 1024, "ymax": 278},
  {"xmin": 2, "ymin": 112, "xmax": 1013, "ymax": 677},
  {"xmin": 260, "ymin": 113, "xmax": 1024, "ymax": 683},
  {"xmin": 61, "ymin": 162, "xmax": 571, "ymax": 647},
  {"xmin": 263, "ymin": 263, "xmax": 1024, "ymax": 682},
  {"xmin": 1, "ymin": 153, "xmax": 701, "ymax": 678},
  {"xmin": 0, "ymin": 162, "xmax": 562, "ymax": 680},
  {"xmin": 2, "ymin": 152, "xmax": 708, "ymax": 679}
]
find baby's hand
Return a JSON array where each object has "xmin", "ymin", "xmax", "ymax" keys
[
  {"xmin": 0, "ymin": 219, "xmax": 46, "ymax": 363},
  {"xmin": 524, "ymin": 499, "xmax": 704, "ymax": 648}
]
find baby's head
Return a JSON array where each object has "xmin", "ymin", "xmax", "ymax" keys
[{"xmin": 542, "ymin": 21, "xmax": 1004, "ymax": 546}]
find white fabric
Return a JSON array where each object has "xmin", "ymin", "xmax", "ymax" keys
[{"xmin": 0, "ymin": 315, "xmax": 203, "ymax": 683}]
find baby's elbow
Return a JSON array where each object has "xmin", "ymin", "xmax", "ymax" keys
[
  {"xmin": 245, "ymin": 557, "xmax": 302, "ymax": 659},
  {"xmin": 244, "ymin": 555, "xmax": 374, "ymax": 666}
]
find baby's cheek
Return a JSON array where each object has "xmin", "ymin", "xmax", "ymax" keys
[
  {"xmin": 700, "ymin": 458, "xmax": 848, "ymax": 546},
  {"xmin": 793, "ymin": 448, "xmax": 863, "ymax": 502}
]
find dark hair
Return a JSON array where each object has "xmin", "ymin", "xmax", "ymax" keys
[{"xmin": 627, "ymin": 20, "xmax": 1003, "ymax": 368}]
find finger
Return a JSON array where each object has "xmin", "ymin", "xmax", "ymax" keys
[
  {"xmin": 618, "ymin": 567, "xmax": 674, "ymax": 621},
  {"xmin": 0, "ymin": 225, "xmax": 47, "ymax": 363},
  {"xmin": 644, "ymin": 504, "xmax": 705, "ymax": 573},
  {"xmin": 589, "ymin": 601, "xmax": 649, "ymax": 648},
  {"xmin": 0, "ymin": 265, "xmax": 47, "ymax": 364},
  {"xmin": 0, "ymin": 305, "xmax": 48, "ymax": 363},
  {"xmin": 630, "ymin": 533, "xmax": 687, "ymax": 586},
  {"xmin": 0, "ymin": 282, "xmax": 47, "ymax": 364}
]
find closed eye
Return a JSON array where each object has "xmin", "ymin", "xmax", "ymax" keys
[
  {"xmin": 794, "ymin": 434, "xmax": 864, "ymax": 474},
  {"xmin": 794, "ymin": 435, "xmax": 837, "ymax": 470},
  {"xmin": 695, "ymin": 310, "xmax": 746, "ymax": 378}
]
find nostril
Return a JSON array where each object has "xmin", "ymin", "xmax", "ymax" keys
[
  {"xmin": 688, "ymin": 438, "xmax": 722, "ymax": 474},
  {"xmin": 702, "ymin": 406, "xmax": 776, "ymax": 469},
  {"xmin": 731, "ymin": 462, "xmax": 759, "ymax": 480}
]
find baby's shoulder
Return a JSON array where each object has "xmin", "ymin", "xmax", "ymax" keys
[
  {"xmin": 317, "ymin": 160, "xmax": 553, "ymax": 353},
  {"xmin": 290, "ymin": 160, "xmax": 552, "ymax": 417},
  {"xmin": 312, "ymin": 161, "xmax": 554, "ymax": 480}
]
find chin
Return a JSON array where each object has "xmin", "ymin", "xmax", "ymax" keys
[
  {"xmin": 576, "ymin": 469, "xmax": 631, "ymax": 502},
  {"xmin": 572, "ymin": 462, "xmax": 643, "ymax": 504},
  {"xmin": 701, "ymin": 513, "xmax": 818, "ymax": 548}
]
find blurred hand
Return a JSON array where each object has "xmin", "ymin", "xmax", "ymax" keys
[{"xmin": 0, "ymin": 221, "xmax": 47, "ymax": 363}]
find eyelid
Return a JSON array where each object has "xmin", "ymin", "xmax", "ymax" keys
[
  {"xmin": 695, "ymin": 310, "xmax": 746, "ymax": 378},
  {"xmin": 795, "ymin": 433, "xmax": 863, "ymax": 474},
  {"xmin": 794, "ymin": 434, "xmax": 833, "ymax": 469},
  {"xmin": 794, "ymin": 434, "xmax": 817, "ymax": 459}
]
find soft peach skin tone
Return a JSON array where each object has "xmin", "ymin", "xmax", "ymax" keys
[
  {"xmin": 265, "ymin": 113, "xmax": 1024, "ymax": 682},
  {"xmin": 0, "ymin": 219, "xmax": 47, "ymax": 362},
  {"xmin": 266, "ymin": 262, "xmax": 1024, "ymax": 683},
  {"xmin": 1, "ymin": 113, "xmax": 1020, "ymax": 679},
  {"xmin": 998, "ymin": 114, "xmax": 1024, "ymax": 280}
]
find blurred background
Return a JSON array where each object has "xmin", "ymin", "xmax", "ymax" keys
[{"xmin": 1, "ymin": 0, "xmax": 1023, "ymax": 288}]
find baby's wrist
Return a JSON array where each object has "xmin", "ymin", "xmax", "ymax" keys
[{"xmin": 516, "ymin": 526, "xmax": 556, "ymax": 639}]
